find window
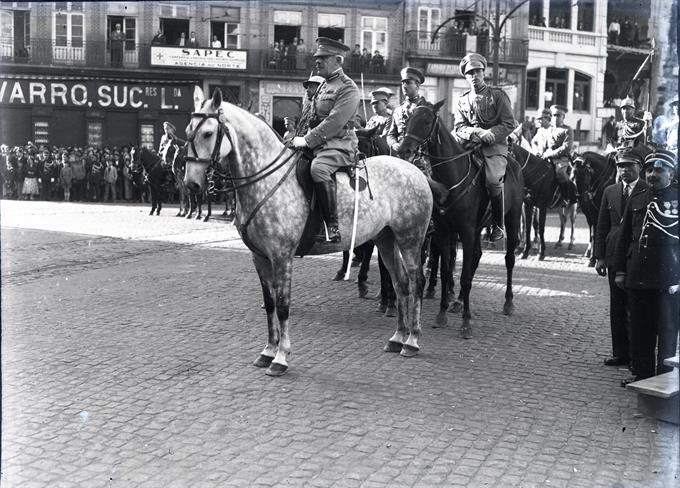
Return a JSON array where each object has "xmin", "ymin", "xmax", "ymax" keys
[
  {"xmin": 577, "ymin": 0, "xmax": 594, "ymax": 32},
  {"xmin": 526, "ymin": 69, "xmax": 539, "ymax": 109},
  {"xmin": 274, "ymin": 11, "xmax": 301, "ymax": 25},
  {"xmin": 418, "ymin": 7, "xmax": 440, "ymax": 41},
  {"xmin": 548, "ymin": 0, "xmax": 571, "ymax": 29},
  {"xmin": 573, "ymin": 72, "xmax": 591, "ymax": 112},
  {"xmin": 87, "ymin": 121, "xmax": 102, "ymax": 147},
  {"xmin": 210, "ymin": 7, "xmax": 241, "ymax": 49},
  {"xmin": 34, "ymin": 121, "xmax": 50, "ymax": 145},
  {"xmin": 361, "ymin": 16, "xmax": 387, "ymax": 59},
  {"xmin": 159, "ymin": 4, "xmax": 190, "ymax": 18},
  {"xmin": 318, "ymin": 13, "xmax": 345, "ymax": 42},
  {"xmin": 107, "ymin": 16, "xmax": 136, "ymax": 50},
  {"xmin": 545, "ymin": 68, "xmax": 567, "ymax": 107},
  {"xmin": 140, "ymin": 124, "xmax": 155, "ymax": 150},
  {"xmin": 160, "ymin": 18, "xmax": 190, "ymax": 46},
  {"xmin": 529, "ymin": 0, "xmax": 545, "ymax": 26},
  {"xmin": 54, "ymin": 4, "xmax": 83, "ymax": 48}
]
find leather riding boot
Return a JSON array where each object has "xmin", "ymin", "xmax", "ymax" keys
[
  {"xmin": 489, "ymin": 191, "xmax": 505, "ymax": 241},
  {"xmin": 314, "ymin": 180, "xmax": 341, "ymax": 243}
]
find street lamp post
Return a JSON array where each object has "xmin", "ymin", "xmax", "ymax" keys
[{"xmin": 431, "ymin": 0, "xmax": 530, "ymax": 86}]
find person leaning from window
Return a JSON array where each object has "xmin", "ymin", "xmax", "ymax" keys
[
  {"xmin": 615, "ymin": 149, "xmax": 680, "ymax": 387},
  {"xmin": 111, "ymin": 23, "xmax": 125, "ymax": 68},
  {"xmin": 453, "ymin": 53, "xmax": 517, "ymax": 242},
  {"xmin": 151, "ymin": 28, "xmax": 166, "ymax": 46},
  {"xmin": 291, "ymin": 37, "xmax": 360, "ymax": 244}
]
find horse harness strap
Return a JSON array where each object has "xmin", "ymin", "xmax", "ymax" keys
[{"xmin": 186, "ymin": 112, "xmax": 230, "ymax": 169}]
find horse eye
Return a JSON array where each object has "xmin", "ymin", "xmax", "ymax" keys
[{"xmin": 203, "ymin": 132, "xmax": 213, "ymax": 139}]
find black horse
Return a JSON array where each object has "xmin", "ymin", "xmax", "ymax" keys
[
  {"xmin": 572, "ymin": 151, "xmax": 617, "ymax": 266},
  {"xmin": 130, "ymin": 147, "xmax": 173, "ymax": 215},
  {"xmin": 399, "ymin": 100, "xmax": 524, "ymax": 338},
  {"xmin": 511, "ymin": 143, "xmax": 577, "ymax": 260}
]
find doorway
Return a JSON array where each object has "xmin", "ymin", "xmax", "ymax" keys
[{"xmin": 160, "ymin": 18, "xmax": 190, "ymax": 46}]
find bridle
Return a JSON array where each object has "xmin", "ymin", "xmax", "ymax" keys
[{"xmin": 185, "ymin": 112, "xmax": 230, "ymax": 171}]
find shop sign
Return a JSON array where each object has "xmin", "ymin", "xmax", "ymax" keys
[
  {"xmin": 0, "ymin": 79, "xmax": 193, "ymax": 111},
  {"xmin": 151, "ymin": 46, "xmax": 247, "ymax": 70}
]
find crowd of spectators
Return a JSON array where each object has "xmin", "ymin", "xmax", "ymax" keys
[
  {"xmin": 267, "ymin": 37, "xmax": 311, "ymax": 70},
  {"xmin": 608, "ymin": 17, "xmax": 642, "ymax": 47},
  {"xmin": 0, "ymin": 141, "xmax": 151, "ymax": 204}
]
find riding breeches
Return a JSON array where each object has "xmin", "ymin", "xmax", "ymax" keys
[
  {"xmin": 483, "ymin": 153, "xmax": 507, "ymax": 196},
  {"xmin": 311, "ymin": 147, "xmax": 355, "ymax": 183}
]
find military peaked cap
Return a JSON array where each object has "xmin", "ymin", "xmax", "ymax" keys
[
  {"xmin": 620, "ymin": 96, "xmax": 636, "ymax": 109},
  {"xmin": 302, "ymin": 75, "xmax": 325, "ymax": 88},
  {"xmin": 644, "ymin": 149, "xmax": 676, "ymax": 170},
  {"xmin": 539, "ymin": 108, "xmax": 552, "ymax": 118},
  {"xmin": 615, "ymin": 147, "xmax": 643, "ymax": 166},
  {"xmin": 400, "ymin": 67, "xmax": 425, "ymax": 84},
  {"xmin": 163, "ymin": 121, "xmax": 177, "ymax": 132},
  {"xmin": 313, "ymin": 37, "xmax": 350, "ymax": 57},
  {"xmin": 459, "ymin": 53, "xmax": 487, "ymax": 75},
  {"xmin": 371, "ymin": 87, "xmax": 393, "ymax": 103},
  {"xmin": 550, "ymin": 104, "xmax": 568, "ymax": 115}
]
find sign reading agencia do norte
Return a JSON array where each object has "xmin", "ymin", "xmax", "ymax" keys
[
  {"xmin": 150, "ymin": 46, "xmax": 248, "ymax": 70},
  {"xmin": 0, "ymin": 79, "xmax": 192, "ymax": 111}
]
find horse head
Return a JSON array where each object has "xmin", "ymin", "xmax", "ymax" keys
[
  {"xmin": 398, "ymin": 99, "xmax": 446, "ymax": 161},
  {"xmin": 571, "ymin": 153, "xmax": 594, "ymax": 200},
  {"xmin": 184, "ymin": 87, "xmax": 235, "ymax": 193}
]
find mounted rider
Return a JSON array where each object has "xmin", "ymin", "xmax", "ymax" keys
[
  {"xmin": 530, "ymin": 108, "xmax": 552, "ymax": 156},
  {"xmin": 541, "ymin": 104, "xmax": 574, "ymax": 205},
  {"xmin": 616, "ymin": 96, "xmax": 647, "ymax": 148},
  {"xmin": 453, "ymin": 53, "xmax": 517, "ymax": 241},
  {"xmin": 159, "ymin": 121, "xmax": 184, "ymax": 169},
  {"xmin": 386, "ymin": 67, "xmax": 430, "ymax": 175},
  {"xmin": 291, "ymin": 37, "xmax": 360, "ymax": 244},
  {"xmin": 365, "ymin": 87, "xmax": 394, "ymax": 138}
]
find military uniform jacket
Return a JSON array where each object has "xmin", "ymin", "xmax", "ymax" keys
[
  {"xmin": 453, "ymin": 86, "xmax": 516, "ymax": 157},
  {"xmin": 159, "ymin": 134, "xmax": 178, "ymax": 165},
  {"xmin": 614, "ymin": 183, "xmax": 680, "ymax": 289},
  {"xmin": 366, "ymin": 110, "xmax": 393, "ymax": 138},
  {"xmin": 531, "ymin": 126, "xmax": 551, "ymax": 156},
  {"xmin": 616, "ymin": 117, "xmax": 646, "ymax": 147},
  {"xmin": 296, "ymin": 99, "xmax": 314, "ymax": 137},
  {"xmin": 303, "ymin": 69, "xmax": 360, "ymax": 153},
  {"xmin": 543, "ymin": 124, "xmax": 573, "ymax": 162},
  {"xmin": 386, "ymin": 96, "xmax": 427, "ymax": 148},
  {"xmin": 594, "ymin": 179, "xmax": 647, "ymax": 263}
]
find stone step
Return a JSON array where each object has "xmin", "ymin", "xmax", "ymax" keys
[
  {"xmin": 664, "ymin": 355, "xmax": 679, "ymax": 369},
  {"xmin": 626, "ymin": 370, "xmax": 679, "ymax": 399}
]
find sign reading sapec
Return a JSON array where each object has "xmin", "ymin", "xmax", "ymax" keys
[{"xmin": 151, "ymin": 46, "xmax": 247, "ymax": 70}]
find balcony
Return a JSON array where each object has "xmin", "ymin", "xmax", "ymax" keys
[
  {"xmin": 528, "ymin": 26, "xmax": 607, "ymax": 56},
  {"xmin": 0, "ymin": 38, "xmax": 399, "ymax": 79},
  {"xmin": 404, "ymin": 31, "xmax": 527, "ymax": 65}
]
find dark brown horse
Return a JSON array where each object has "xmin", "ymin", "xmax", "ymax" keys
[
  {"xmin": 130, "ymin": 147, "xmax": 173, "ymax": 215},
  {"xmin": 399, "ymin": 100, "xmax": 524, "ymax": 338},
  {"xmin": 572, "ymin": 151, "xmax": 617, "ymax": 266}
]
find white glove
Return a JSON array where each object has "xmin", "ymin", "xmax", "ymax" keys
[
  {"xmin": 292, "ymin": 136, "xmax": 308, "ymax": 149},
  {"xmin": 479, "ymin": 130, "xmax": 495, "ymax": 144}
]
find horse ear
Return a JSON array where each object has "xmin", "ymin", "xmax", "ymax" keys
[
  {"xmin": 193, "ymin": 86, "xmax": 204, "ymax": 111},
  {"xmin": 433, "ymin": 99, "xmax": 447, "ymax": 113},
  {"xmin": 211, "ymin": 88, "xmax": 223, "ymax": 110}
]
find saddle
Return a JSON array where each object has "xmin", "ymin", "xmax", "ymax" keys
[{"xmin": 293, "ymin": 152, "xmax": 369, "ymax": 257}]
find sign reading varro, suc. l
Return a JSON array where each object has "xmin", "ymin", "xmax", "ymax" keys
[{"xmin": 150, "ymin": 46, "xmax": 247, "ymax": 70}]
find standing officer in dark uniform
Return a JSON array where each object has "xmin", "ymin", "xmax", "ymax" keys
[
  {"xmin": 292, "ymin": 37, "xmax": 360, "ymax": 243},
  {"xmin": 614, "ymin": 149, "xmax": 680, "ymax": 386},
  {"xmin": 594, "ymin": 146, "xmax": 648, "ymax": 367},
  {"xmin": 453, "ymin": 53, "xmax": 517, "ymax": 241}
]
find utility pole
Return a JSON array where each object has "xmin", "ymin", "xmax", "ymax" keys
[{"xmin": 431, "ymin": 0, "xmax": 530, "ymax": 86}]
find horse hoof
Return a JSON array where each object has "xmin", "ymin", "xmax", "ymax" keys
[
  {"xmin": 265, "ymin": 362, "xmax": 288, "ymax": 376},
  {"xmin": 554, "ymin": 242, "xmax": 562, "ymax": 248},
  {"xmin": 148, "ymin": 211, "xmax": 154, "ymax": 216},
  {"xmin": 433, "ymin": 311, "xmax": 448, "ymax": 328},
  {"xmin": 503, "ymin": 302, "xmax": 514, "ymax": 316},
  {"xmin": 538, "ymin": 254, "xmax": 545, "ymax": 261},
  {"xmin": 400, "ymin": 344, "xmax": 419, "ymax": 357},
  {"xmin": 587, "ymin": 258, "xmax": 596, "ymax": 268},
  {"xmin": 358, "ymin": 282, "xmax": 369, "ymax": 299},
  {"xmin": 203, "ymin": 217, "xmax": 210, "ymax": 223},
  {"xmin": 460, "ymin": 324, "xmax": 472, "ymax": 339},
  {"xmin": 384, "ymin": 305, "xmax": 397, "ymax": 317},
  {"xmin": 567, "ymin": 243, "xmax": 574, "ymax": 250},
  {"xmin": 449, "ymin": 301, "xmax": 463, "ymax": 314},
  {"xmin": 424, "ymin": 288, "xmax": 435, "ymax": 299},
  {"xmin": 520, "ymin": 252, "xmax": 529, "ymax": 260},
  {"xmin": 384, "ymin": 340, "xmax": 402, "ymax": 353},
  {"xmin": 332, "ymin": 271, "xmax": 344, "ymax": 281},
  {"xmin": 253, "ymin": 355, "xmax": 274, "ymax": 368}
]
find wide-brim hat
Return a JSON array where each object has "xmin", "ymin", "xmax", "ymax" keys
[
  {"xmin": 400, "ymin": 67, "xmax": 424, "ymax": 84},
  {"xmin": 550, "ymin": 104, "xmax": 568, "ymax": 115},
  {"xmin": 643, "ymin": 149, "xmax": 676, "ymax": 170},
  {"xmin": 303, "ymin": 75, "xmax": 325, "ymax": 88},
  {"xmin": 620, "ymin": 96, "xmax": 636, "ymax": 109},
  {"xmin": 459, "ymin": 53, "xmax": 487, "ymax": 75},
  {"xmin": 313, "ymin": 37, "xmax": 350, "ymax": 57}
]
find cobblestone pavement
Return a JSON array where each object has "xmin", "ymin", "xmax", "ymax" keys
[{"xmin": 1, "ymin": 200, "xmax": 678, "ymax": 488}]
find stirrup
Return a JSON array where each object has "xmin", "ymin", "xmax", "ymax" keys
[{"xmin": 489, "ymin": 225, "xmax": 505, "ymax": 241}]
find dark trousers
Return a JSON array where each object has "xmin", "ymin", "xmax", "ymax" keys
[
  {"xmin": 628, "ymin": 288, "xmax": 680, "ymax": 379},
  {"xmin": 607, "ymin": 267, "xmax": 630, "ymax": 359}
]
